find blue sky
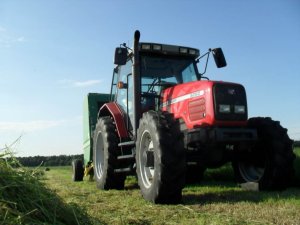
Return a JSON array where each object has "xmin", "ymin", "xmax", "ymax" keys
[{"xmin": 0, "ymin": 0, "xmax": 299, "ymax": 156}]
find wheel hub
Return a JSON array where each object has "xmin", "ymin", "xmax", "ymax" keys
[
  {"xmin": 239, "ymin": 161, "xmax": 265, "ymax": 182},
  {"xmin": 139, "ymin": 130, "xmax": 155, "ymax": 188},
  {"xmin": 95, "ymin": 132, "xmax": 104, "ymax": 179}
]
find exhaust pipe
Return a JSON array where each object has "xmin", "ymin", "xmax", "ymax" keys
[{"xmin": 132, "ymin": 30, "xmax": 141, "ymax": 138}]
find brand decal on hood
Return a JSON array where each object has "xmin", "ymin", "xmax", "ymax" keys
[{"xmin": 162, "ymin": 90, "xmax": 205, "ymax": 107}]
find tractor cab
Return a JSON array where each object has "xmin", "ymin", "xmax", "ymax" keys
[{"xmin": 112, "ymin": 42, "xmax": 213, "ymax": 133}]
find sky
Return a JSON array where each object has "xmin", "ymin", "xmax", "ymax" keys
[{"xmin": 0, "ymin": 0, "xmax": 300, "ymax": 157}]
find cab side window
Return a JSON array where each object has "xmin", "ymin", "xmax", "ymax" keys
[
  {"xmin": 110, "ymin": 68, "xmax": 119, "ymax": 101},
  {"xmin": 116, "ymin": 60, "xmax": 132, "ymax": 111},
  {"xmin": 116, "ymin": 59, "xmax": 133, "ymax": 130}
]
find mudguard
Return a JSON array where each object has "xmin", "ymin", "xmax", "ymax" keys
[{"xmin": 98, "ymin": 102, "xmax": 129, "ymax": 138}]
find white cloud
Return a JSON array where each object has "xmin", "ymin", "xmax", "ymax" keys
[
  {"xmin": 73, "ymin": 79, "xmax": 102, "ymax": 87},
  {"xmin": 0, "ymin": 26, "xmax": 26, "ymax": 48},
  {"xmin": 0, "ymin": 120, "xmax": 65, "ymax": 133},
  {"xmin": 59, "ymin": 79, "xmax": 102, "ymax": 88},
  {"xmin": 16, "ymin": 36, "xmax": 25, "ymax": 42}
]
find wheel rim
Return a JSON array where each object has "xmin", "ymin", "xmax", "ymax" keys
[
  {"xmin": 238, "ymin": 161, "xmax": 265, "ymax": 182},
  {"xmin": 95, "ymin": 132, "xmax": 104, "ymax": 180},
  {"xmin": 139, "ymin": 130, "xmax": 155, "ymax": 189}
]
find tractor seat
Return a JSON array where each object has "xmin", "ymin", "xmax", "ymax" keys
[{"xmin": 141, "ymin": 92, "xmax": 159, "ymax": 112}]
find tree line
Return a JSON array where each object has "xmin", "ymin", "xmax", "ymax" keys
[
  {"xmin": 13, "ymin": 140, "xmax": 300, "ymax": 167},
  {"xmin": 16, "ymin": 154, "xmax": 83, "ymax": 167}
]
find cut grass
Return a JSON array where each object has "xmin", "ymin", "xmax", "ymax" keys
[
  {"xmin": 0, "ymin": 151, "xmax": 92, "ymax": 225},
  {"xmin": 2, "ymin": 147, "xmax": 299, "ymax": 224},
  {"xmin": 43, "ymin": 151, "xmax": 300, "ymax": 225}
]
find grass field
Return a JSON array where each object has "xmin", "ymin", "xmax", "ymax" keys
[{"xmin": 42, "ymin": 148, "xmax": 300, "ymax": 225}]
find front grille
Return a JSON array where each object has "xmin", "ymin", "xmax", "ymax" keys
[
  {"xmin": 188, "ymin": 98, "xmax": 206, "ymax": 121},
  {"xmin": 213, "ymin": 83, "xmax": 248, "ymax": 121}
]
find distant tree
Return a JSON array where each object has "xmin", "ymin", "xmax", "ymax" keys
[
  {"xmin": 294, "ymin": 140, "xmax": 300, "ymax": 148},
  {"xmin": 17, "ymin": 154, "xmax": 84, "ymax": 167}
]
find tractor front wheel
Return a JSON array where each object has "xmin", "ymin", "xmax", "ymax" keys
[
  {"xmin": 232, "ymin": 117, "xmax": 295, "ymax": 190},
  {"xmin": 93, "ymin": 117, "xmax": 125, "ymax": 190},
  {"xmin": 136, "ymin": 111, "xmax": 186, "ymax": 204}
]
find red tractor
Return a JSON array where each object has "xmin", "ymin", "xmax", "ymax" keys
[{"xmin": 76, "ymin": 30, "xmax": 295, "ymax": 204}]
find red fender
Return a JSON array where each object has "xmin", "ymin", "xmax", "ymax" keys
[{"xmin": 98, "ymin": 102, "xmax": 128, "ymax": 138}]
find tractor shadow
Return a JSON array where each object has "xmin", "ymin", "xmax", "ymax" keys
[
  {"xmin": 183, "ymin": 171, "xmax": 300, "ymax": 205},
  {"xmin": 124, "ymin": 174, "xmax": 300, "ymax": 205},
  {"xmin": 182, "ymin": 186, "xmax": 300, "ymax": 205},
  {"xmin": 182, "ymin": 160, "xmax": 300, "ymax": 205},
  {"xmin": 124, "ymin": 155, "xmax": 300, "ymax": 205}
]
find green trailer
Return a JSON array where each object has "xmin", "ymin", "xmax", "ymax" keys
[{"xmin": 72, "ymin": 93, "xmax": 110, "ymax": 181}]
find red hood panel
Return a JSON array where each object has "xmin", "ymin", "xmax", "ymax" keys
[{"xmin": 161, "ymin": 80, "xmax": 247, "ymax": 128}]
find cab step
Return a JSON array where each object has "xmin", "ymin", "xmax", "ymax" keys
[{"xmin": 117, "ymin": 154, "xmax": 135, "ymax": 161}]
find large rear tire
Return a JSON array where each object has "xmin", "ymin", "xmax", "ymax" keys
[
  {"xmin": 136, "ymin": 111, "xmax": 186, "ymax": 204},
  {"xmin": 232, "ymin": 117, "xmax": 295, "ymax": 190},
  {"xmin": 93, "ymin": 117, "xmax": 125, "ymax": 190}
]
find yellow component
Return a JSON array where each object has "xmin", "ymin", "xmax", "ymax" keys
[{"xmin": 84, "ymin": 163, "xmax": 94, "ymax": 177}]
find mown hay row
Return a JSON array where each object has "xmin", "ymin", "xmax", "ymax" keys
[{"xmin": 0, "ymin": 149, "xmax": 90, "ymax": 225}]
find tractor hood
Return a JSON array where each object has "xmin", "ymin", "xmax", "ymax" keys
[{"xmin": 161, "ymin": 80, "xmax": 248, "ymax": 129}]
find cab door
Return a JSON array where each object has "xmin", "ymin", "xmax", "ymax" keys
[{"xmin": 115, "ymin": 59, "xmax": 134, "ymax": 132}]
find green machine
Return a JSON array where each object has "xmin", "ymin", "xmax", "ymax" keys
[
  {"xmin": 83, "ymin": 93, "xmax": 110, "ymax": 165},
  {"xmin": 72, "ymin": 93, "xmax": 110, "ymax": 181}
]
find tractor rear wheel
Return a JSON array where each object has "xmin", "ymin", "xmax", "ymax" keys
[
  {"xmin": 72, "ymin": 159, "xmax": 84, "ymax": 181},
  {"xmin": 232, "ymin": 117, "xmax": 295, "ymax": 190},
  {"xmin": 93, "ymin": 117, "xmax": 125, "ymax": 190},
  {"xmin": 136, "ymin": 111, "xmax": 186, "ymax": 204}
]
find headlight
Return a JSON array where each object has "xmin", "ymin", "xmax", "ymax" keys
[
  {"xmin": 234, "ymin": 105, "xmax": 246, "ymax": 114},
  {"xmin": 219, "ymin": 104, "xmax": 231, "ymax": 113}
]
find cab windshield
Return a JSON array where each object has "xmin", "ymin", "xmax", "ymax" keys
[{"xmin": 140, "ymin": 55, "xmax": 199, "ymax": 94}]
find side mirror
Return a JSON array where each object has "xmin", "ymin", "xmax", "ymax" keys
[
  {"xmin": 114, "ymin": 48, "xmax": 127, "ymax": 65},
  {"xmin": 212, "ymin": 48, "xmax": 227, "ymax": 68}
]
